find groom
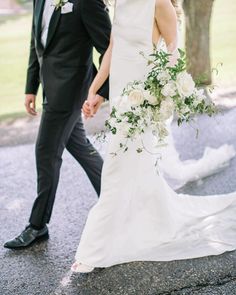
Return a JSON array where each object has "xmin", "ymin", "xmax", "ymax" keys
[{"xmin": 4, "ymin": 0, "xmax": 111, "ymax": 249}]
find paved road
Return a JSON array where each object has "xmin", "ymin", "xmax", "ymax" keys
[{"xmin": 1, "ymin": 106, "xmax": 236, "ymax": 295}]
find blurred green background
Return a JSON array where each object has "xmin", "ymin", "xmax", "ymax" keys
[{"xmin": 0, "ymin": 0, "xmax": 235, "ymax": 119}]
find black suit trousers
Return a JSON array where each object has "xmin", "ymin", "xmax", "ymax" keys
[{"xmin": 29, "ymin": 102, "xmax": 103, "ymax": 227}]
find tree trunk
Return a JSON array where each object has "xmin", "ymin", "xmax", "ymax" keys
[{"xmin": 182, "ymin": 0, "xmax": 214, "ymax": 85}]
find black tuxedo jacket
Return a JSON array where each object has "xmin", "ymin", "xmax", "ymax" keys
[{"xmin": 25, "ymin": 0, "xmax": 111, "ymax": 111}]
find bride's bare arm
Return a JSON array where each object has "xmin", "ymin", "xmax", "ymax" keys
[
  {"xmin": 155, "ymin": 0, "xmax": 179, "ymax": 62},
  {"xmin": 89, "ymin": 36, "xmax": 113, "ymax": 95},
  {"xmin": 83, "ymin": 37, "xmax": 113, "ymax": 118}
]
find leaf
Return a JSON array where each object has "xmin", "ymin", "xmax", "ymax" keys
[
  {"xmin": 111, "ymin": 127, "xmax": 117, "ymax": 135},
  {"xmin": 137, "ymin": 148, "xmax": 143, "ymax": 153}
]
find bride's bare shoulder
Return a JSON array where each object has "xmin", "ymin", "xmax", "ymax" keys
[
  {"xmin": 155, "ymin": 0, "xmax": 176, "ymax": 20},
  {"xmin": 155, "ymin": 0, "xmax": 172, "ymax": 9}
]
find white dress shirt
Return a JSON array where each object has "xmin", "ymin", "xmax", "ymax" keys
[{"xmin": 41, "ymin": 0, "xmax": 55, "ymax": 47}]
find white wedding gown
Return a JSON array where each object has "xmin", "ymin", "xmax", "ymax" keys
[{"xmin": 75, "ymin": 0, "xmax": 236, "ymax": 267}]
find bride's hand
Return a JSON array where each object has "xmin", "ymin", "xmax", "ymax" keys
[{"xmin": 90, "ymin": 94, "xmax": 104, "ymax": 115}]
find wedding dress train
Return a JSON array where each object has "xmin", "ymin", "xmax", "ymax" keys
[
  {"xmin": 74, "ymin": 0, "xmax": 236, "ymax": 268},
  {"xmin": 160, "ymin": 121, "xmax": 235, "ymax": 189}
]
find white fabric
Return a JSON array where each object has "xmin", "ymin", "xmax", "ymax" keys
[
  {"xmin": 110, "ymin": 1, "xmax": 235, "ymax": 186},
  {"xmin": 75, "ymin": 0, "xmax": 236, "ymax": 267},
  {"xmin": 41, "ymin": 0, "xmax": 55, "ymax": 47}
]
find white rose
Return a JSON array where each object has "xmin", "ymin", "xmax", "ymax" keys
[
  {"xmin": 161, "ymin": 81, "xmax": 176, "ymax": 97},
  {"xmin": 176, "ymin": 72, "xmax": 195, "ymax": 98},
  {"xmin": 144, "ymin": 91, "xmax": 158, "ymax": 105},
  {"xmin": 159, "ymin": 98, "xmax": 174, "ymax": 120},
  {"xmin": 128, "ymin": 89, "xmax": 144, "ymax": 106}
]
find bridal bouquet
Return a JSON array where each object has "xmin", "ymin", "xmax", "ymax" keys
[{"xmin": 104, "ymin": 49, "xmax": 217, "ymax": 154}]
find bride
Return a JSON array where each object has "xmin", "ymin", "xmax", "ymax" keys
[{"xmin": 72, "ymin": 0, "xmax": 236, "ymax": 273}]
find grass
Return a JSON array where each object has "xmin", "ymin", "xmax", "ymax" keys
[
  {"xmin": 0, "ymin": 14, "xmax": 43, "ymax": 117},
  {"xmin": 211, "ymin": 0, "xmax": 236, "ymax": 87},
  {"xmin": 0, "ymin": 0, "xmax": 235, "ymax": 118}
]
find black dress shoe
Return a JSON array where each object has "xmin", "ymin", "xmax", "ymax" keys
[{"xmin": 4, "ymin": 225, "xmax": 49, "ymax": 249}]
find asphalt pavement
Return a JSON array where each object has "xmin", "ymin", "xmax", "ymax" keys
[{"xmin": 1, "ymin": 103, "xmax": 236, "ymax": 295}]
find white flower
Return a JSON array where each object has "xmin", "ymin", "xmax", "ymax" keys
[
  {"xmin": 181, "ymin": 105, "xmax": 190, "ymax": 113},
  {"xmin": 195, "ymin": 89, "xmax": 206, "ymax": 100},
  {"xmin": 126, "ymin": 82, "xmax": 144, "ymax": 93},
  {"xmin": 159, "ymin": 97, "xmax": 174, "ymax": 120},
  {"xmin": 118, "ymin": 121, "xmax": 131, "ymax": 138},
  {"xmin": 157, "ymin": 71, "xmax": 171, "ymax": 85},
  {"xmin": 134, "ymin": 83, "xmax": 145, "ymax": 91},
  {"xmin": 118, "ymin": 95, "xmax": 132, "ymax": 113},
  {"xmin": 176, "ymin": 71, "xmax": 195, "ymax": 98},
  {"xmin": 113, "ymin": 96, "xmax": 131, "ymax": 113},
  {"xmin": 53, "ymin": 0, "xmax": 60, "ymax": 5},
  {"xmin": 53, "ymin": 0, "xmax": 68, "ymax": 9},
  {"xmin": 128, "ymin": 89, "xmax": 144, "ymax": 106},
  {"xmin": 108, "ymin": 117, "xmax": 118, "ymax": 128},
  {"xmin": 158, "ymin": 123, "xmax": 169, "ymax": 139},
  {"xmin": 161, "ymin": 81, "xmax": 176, "ymax": 97},
  {"xmin": 144, "ymin": 91, "xmax": 158, "ymax": 105},
  {"xmin": 192, "ymin": 89, "xmax": 206, "ymax": 107}
]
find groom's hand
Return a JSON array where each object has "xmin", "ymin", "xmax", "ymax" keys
[{"xmin": 25, "ymin": 94, "xmax": 37, "ymax": 116}]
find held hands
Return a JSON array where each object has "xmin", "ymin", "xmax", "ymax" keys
[
  {"xmin": 25, "ymin": 94, "xmax": 37, "ymax": 116},
  {"xmin": 82, "ymin": 92, "xmax": 104, "ymax": 119}
]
